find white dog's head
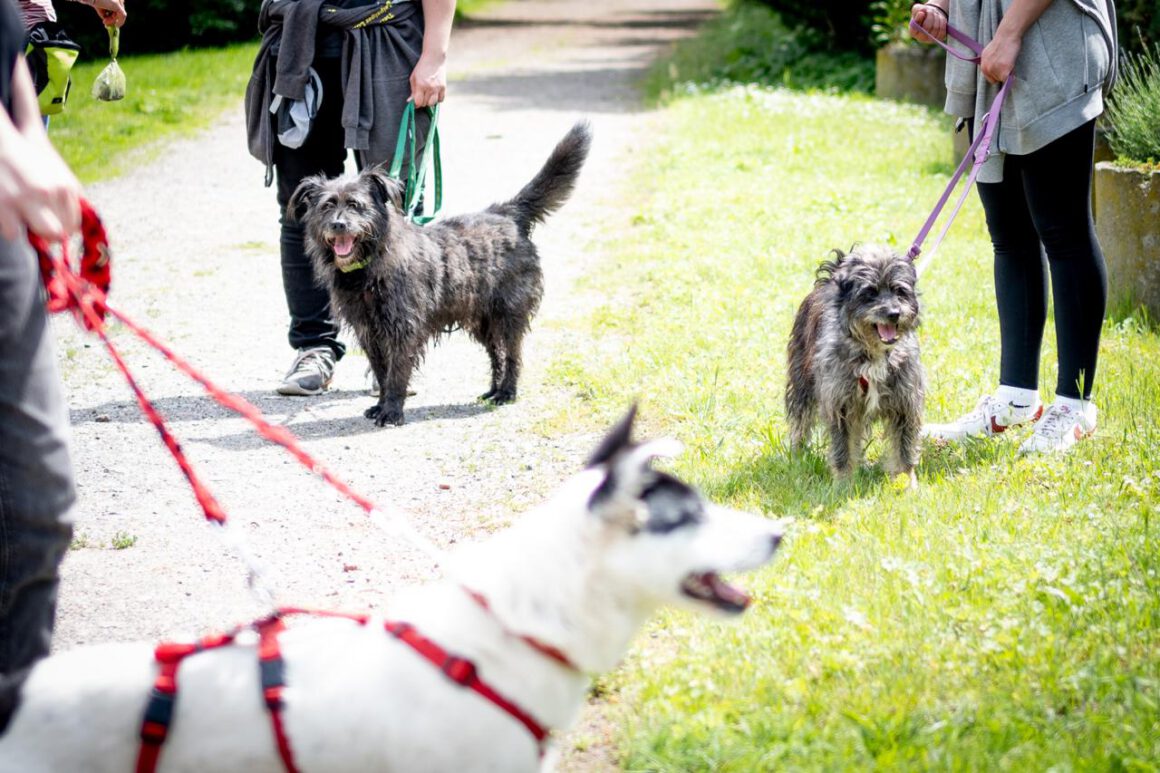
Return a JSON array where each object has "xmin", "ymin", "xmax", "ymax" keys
[{"xmin": 582, "ymin": 406, "xmax": 783, "ymax": 617}]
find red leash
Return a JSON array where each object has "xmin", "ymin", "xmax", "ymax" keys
[
  {"xmin": 32, "ymin": 204, "xmax": 401, "ymax": 585},
  {"xmin": 34, "ymin": 207, "xmax": 560, "ymax": 769}
]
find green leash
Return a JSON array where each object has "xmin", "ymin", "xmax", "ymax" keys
[
  {"xmin": 340, "ymin": 102, "xmax": 441, "ymax": 273},
  {"xmin": 388, "ymin": 101, "xmax": 442, "ymax": 225}
]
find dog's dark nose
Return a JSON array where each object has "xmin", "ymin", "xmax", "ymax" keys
[
  {"xmin": 887, "ymin": 310, "xmax": 901, "ymax": 323},
  {"xmin": 769, "ymin": 533, "xmax": 782, "ymax": 554},
  {"xmin": 330, "ymin": 220, "xmax": 349, "ymax": 233}
]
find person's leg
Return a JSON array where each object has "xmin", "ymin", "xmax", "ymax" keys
[
  {"xmin": 924, "ymin": 151, "xmax": 1048, "ymax": 442},
  {"xmin": 274, "ymin": 56, "xmax": 348, "ymax": 361},
  {"xmin": 0, "ymin": 236, "xmax": 76, "ymax": 731},
  {"xmin": 977, "ymin": 155, "xmax": 1049, "ymax": 394},
  {"xmin": 1019, "ymin": 119, "xmax": 1106, "ymax": 401}
]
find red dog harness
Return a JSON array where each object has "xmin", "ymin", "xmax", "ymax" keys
[{"xmin": 134, "ymin": 604, "xmax": 557, "ymax": 773}]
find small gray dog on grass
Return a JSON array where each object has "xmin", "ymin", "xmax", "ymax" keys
[
  {"xmin": 289, "ymin": 122, "xmax": 591, "ymax": 426},
  {"xmin": 785, "ymin": 244, "xmax": 924, "ymax": 485}
]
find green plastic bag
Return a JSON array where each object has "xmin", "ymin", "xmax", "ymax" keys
[{"xmin": 92, "ymin": 27, "xmax": 125, "ymax": 102}]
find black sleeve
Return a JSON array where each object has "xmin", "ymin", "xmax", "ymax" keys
[{"xmin": 0, "ymin": 0, "xmax": 25, "ymax": 118}]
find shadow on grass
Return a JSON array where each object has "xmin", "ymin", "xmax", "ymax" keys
[{"xmin": 704, "ymin": 430, "xmax": 1012, "ymax": 521}]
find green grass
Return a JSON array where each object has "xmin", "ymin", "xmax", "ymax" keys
[
  {"xmin": 548, "ymin": 7, "xmax": 1160, "ymax": 770},
  {"xmin": 642, "ymin": 1, "xmax": 874, "ymax": 101},
  {"xmin": 49, "ymin": 43, "xmax": 258, "ymax": 183}
]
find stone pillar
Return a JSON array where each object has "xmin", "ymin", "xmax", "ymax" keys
[{"xmin": 1094, "ymin": 163, "xmax": 1160, "ymax": 319}]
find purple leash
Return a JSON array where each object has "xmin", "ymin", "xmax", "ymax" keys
[{"xmin": 906, "ymin": 20, "xmax": 1012, "ymax": 274}]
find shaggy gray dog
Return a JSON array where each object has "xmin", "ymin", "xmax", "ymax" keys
[
  {"xmin": 289, "ymin": 122, "xmax": 591, "ymax": 426},
  {"xmin": 785, "ymin": 245, "xmax": 924, "ymax": 484}
]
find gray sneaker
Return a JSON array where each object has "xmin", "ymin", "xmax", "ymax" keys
[{"xmin": 276, "ymin": 346, "xmax": 336, "ymax": 396}]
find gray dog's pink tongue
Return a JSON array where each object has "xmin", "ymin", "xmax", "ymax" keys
[
  {"xmin": 333, "ymin": 236, "xmax": 355, "ymax": 257},
  {"xmin": 877, "ymin": 323, "xmax": 898, "ymax": 342}
]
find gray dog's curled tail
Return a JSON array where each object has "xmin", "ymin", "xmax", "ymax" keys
[{"xmin": 491, "ymin": 120, "xmax": 591, "ymax": 236}]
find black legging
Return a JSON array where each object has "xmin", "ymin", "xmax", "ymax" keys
[{"xmin": 975, "ymin": 119, "xmax": 1106, "ymax": 400}]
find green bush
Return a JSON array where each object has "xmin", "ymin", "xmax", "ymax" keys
[
  {"xmin": 55, "ymin": 1, "xmax": 259, "ymax": 58},
  {"xmin": 871, "ymin": 0, "xmax": 919, "ymax": 47},
  {"xmin": 645, "ymin": 1, "xmax": 875, "ymax": 99},
  {"xmin": 1106, "ymin": 42, "xmax": 1160, "ymax": 168},
  {"xmin": 749, "ymin": 0, "xmax": 876, "ymax": 54},
  {"xmin": 1119, "ymin": 0, "xmax": 1159, "ymax": 54}
]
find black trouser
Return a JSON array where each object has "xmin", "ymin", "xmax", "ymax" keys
[
  {"xmin": 976, "ymin": 118, "xmax": 1106, "ymax": 400},
  {"xmin": 0, "ymin": 235, "xmax": 76, "ymax": 732},
  {"xmin": 274, "ymin": 56, "xmax": 350, "ymax": 360}
]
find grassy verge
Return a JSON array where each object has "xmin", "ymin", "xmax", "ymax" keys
[
  {"xmin": 49, "ymin": 2, "xmax": 496, "ymax": 185},
  {"xmin": 50, "ymin": 43, "xmax": 258, "ymax": 184},
  {"xmin": 549, "ymin": 3, "xmax": 1160, "ymax": 769}
]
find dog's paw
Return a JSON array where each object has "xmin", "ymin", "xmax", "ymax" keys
[
  {"xmin": 487, "ymin": 389, "xmax": 517, "ymax": 405},
  {"xmin": 376, "ymin": 409, "xmax": 405, "ymax": 427},
  {"xmin": 364, "ymin": 404, "xmax": 383, "ymax": 420},
  {"xmin": 478, "ymin": 389, "xmax": 497, "ymax": 402}
]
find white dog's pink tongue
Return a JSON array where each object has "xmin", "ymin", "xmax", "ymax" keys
[
  {"xmin": 333, "ymin": 236, "xmax": 355, "ymax": 257},
  {"xmin": 877, "ymin": 323, "xmax": 898, "ymax": 343},
  {"xmin": 707, "ymin": 573, "xmax": 751, "ymax": 609}
]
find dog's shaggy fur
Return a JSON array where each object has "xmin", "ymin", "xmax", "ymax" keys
[
  {"xmin": 288, "ymin": 122, "xmax": 591, "ymax": 426},
  {"xmin": 0, "ymin": 408, "xmax": 782, "ymax": 772},
  {"xmin": 785, "ymin": 245, "xmax": 924, "ymax": 483}
]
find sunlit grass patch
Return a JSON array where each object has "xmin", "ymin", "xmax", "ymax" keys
[
  {"xmin": 550, "ymin": 81, "xmax": 1160, "ymax": 770},
  {"xmin": 49, "ymin": 43, "xmax": 258, "ymax": 183}
]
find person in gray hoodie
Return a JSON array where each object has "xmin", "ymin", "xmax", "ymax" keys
[
  {"xmin": 914, "ymin": 0, "xmax": 1118, "ymax": 455},
  {"xmin": 245, "ymin": 0, "xmax": 455, "ymax": 397}
]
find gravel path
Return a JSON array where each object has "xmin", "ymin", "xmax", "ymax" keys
[{"xmin": 51, "ymin": 0, "xmax": 714, "ymax": 765}]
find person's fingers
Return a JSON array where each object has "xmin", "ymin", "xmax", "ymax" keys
[{"xmin": 21, "ymin": 202, "xmax": 65, "ymax": 243}]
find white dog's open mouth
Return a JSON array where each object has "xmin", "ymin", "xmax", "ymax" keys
[
  {"xmin": 876, "ymin": 322, "xmax": 898, "ymax": 344},
  {"xmin": 680, "ymin": 571, "xmax": 751, "ymax": 613}
]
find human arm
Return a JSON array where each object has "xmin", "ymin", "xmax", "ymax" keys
[
  {"xmin": 0, "ymin": 56, "xmax": 81, "ymax": 241},
  {"xmin": 910, "ymin": 1, "xmax": 949, "ymax": 43},
  {"xmin": 69, "ymin": 0, "xmax": 126, "ymax": 28},
  {"xmin": 410, "ymin": 0, "xmax": 455, "ymax": 107},
  {"xmin": 980, "ymin": 0, "xmax": 1054, "ymax": 83}
]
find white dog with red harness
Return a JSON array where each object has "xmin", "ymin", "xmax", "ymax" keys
[{"xmin": 0, "ymin": 407, "xmax": 783, "ymax": 772}]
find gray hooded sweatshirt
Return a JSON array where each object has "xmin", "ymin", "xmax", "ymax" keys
[{"xmin": 945, "ymin": 0, "xmax": 1117, "ymax": 182}]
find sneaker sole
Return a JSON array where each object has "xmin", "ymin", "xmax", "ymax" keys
[{"xmin": 276, "ymin": 381, "xmax": 331, "ymax": 397}]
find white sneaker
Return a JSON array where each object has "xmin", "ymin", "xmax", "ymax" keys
[
  {"xmin": 1018, "ymin": 402, "xmax": 1097, "ymax": 455},
  {"xmin": 923, "ymin": 394, "xmax": 1043, "ymax": 442},
  {"xmin": 276, "ymin": 346, "xmax": 336, "ymax": 396}
]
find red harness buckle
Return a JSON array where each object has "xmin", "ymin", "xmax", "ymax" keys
[{"xmin": 440, "ymin": 655, "xmax": 477, "ymax": 686}]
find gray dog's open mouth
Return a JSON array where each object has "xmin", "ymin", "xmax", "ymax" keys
[
  {"xmin": 876, "ymin": 323, "xmax": 899, "ymax": 344},
  {"xmin": 681, "ymin": 571, "xmax": 751, "ymax": 613},
  {"xmin": 331, "ymin": 235, "xmax": 356, "ymax": 259}
]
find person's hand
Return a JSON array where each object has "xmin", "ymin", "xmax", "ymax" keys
[
  {"xmin": 0, "ymin": 132, "xmax": 82, "ymax": 243},
  {"xmin": 81, "ymin": 0, "xmax": 127, "ymax": 28},
  {"xmin": 910, "ymin": 3, "xmax": 947, "ymax": 43},
  {"xmin": 409, "ymin": 52, "xmax": 447, "ymax": 108},
  {"xmin": 980, "ymin": 28, "xmax": 1021, "ymax": 83}
]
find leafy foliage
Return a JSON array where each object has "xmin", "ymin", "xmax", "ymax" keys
[
  {"xmin": 54, "ymin": 1, "xmax": 258, "ymax": 58},
  {"xmin": 1119, "ymin": 0, "xmax": 1159, "ymax": 54},
  {"xmin": 870, "ymin": 0, "xmax": 920, "ymax": 47},
  {"xmin": 1106, "ymin": 42, "xmax": 1160, "ymax": 167},
  {"xmin": 747, "ymin": 0, "xmax": 877, "ymax": 54},
  {"xmin": 644, "ymin": 1, "xmax": 874, "ymax": 101}
]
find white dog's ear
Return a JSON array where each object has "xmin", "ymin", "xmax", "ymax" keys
[{"xmin": 586, "ymin": 404, "xmax": 683, "ymax": 520}]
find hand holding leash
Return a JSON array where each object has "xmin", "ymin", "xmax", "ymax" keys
[{"xmin": 909, "ymin": 3, "xmax": 948, "ymax": 43}]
